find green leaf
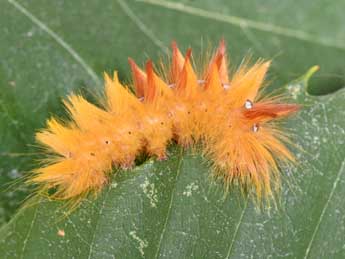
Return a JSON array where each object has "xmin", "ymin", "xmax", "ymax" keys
[
  {"xmin": 1, "ymin": 68, "xmax": 345, "ymax": 258},
  {"xmin": 1, "ymin": 0, "xmax": 345, "ymax": 257},
  {"xmin": 1, "ymin": 0, "xmax": 345, "ymax": 223}
]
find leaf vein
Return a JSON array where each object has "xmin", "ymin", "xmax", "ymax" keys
[
  {"xmin": 117, "ymin": 0, "xmax": 168, "ymax": 54},
  {"xmin": 7, "ymin": 0, "xmax": 101, "ymax": 86},
  {"xmin": 225, "ymin": 196, "xmax": 249, "ymax": 259},
  {"xmin": 20, "ymin": 200, "xmax": 40, "ymax": 259},
  {"xmin": 87, "ymin": 186, "xmax": 112, "ymax": 259},
  {"xmin": 137, "ymin": 0, "xmax": 345, "ymax": 51},
  {"xmin": 303, "ymin": 157, "xmax": 345, "ymax": 258},
  {"xmin": 154, "ymin": 148, "xmax": 184, "ymax": 259}
]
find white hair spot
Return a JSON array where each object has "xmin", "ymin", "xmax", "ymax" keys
[
  {"xmin": 244, "ymin": 99, "xmax": 253, "ymax": 109},
  {"xmin": 223, "ymin": 83, "xmax": 231, "ymax": 89},
  {"xmin": 252, "ymin": 123, "xmax": 260, "ymax": 132}
]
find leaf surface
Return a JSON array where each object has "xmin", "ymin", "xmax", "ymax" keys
[
  {"xmin": 0, "ymin": 1, "xmax": 345, "ymax": 258},
  {"xmin": 1, "ymin": 69, "xmax": 345, "ymax": 258},
  {"xmin": 1, "ymin": 0, "xmax": 345, "ymax": 222}
]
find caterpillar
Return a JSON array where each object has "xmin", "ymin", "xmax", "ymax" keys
[{"xmin": 30, "ymin": 40, "xmax": 299, "ymax": 203}]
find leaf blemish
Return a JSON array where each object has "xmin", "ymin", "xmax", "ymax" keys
[
  {"xmin": 183, "ymin": 182, "xmax": 199, "ymax": 197},
  {"xmin": 287, "ymin": 84, "xmax": 301, "ymax": 99},
  {"xmin": 129, "ymin": 230, "xmax": 148, "ymax": 256},
  {"xmin": 140, "ymin": 178, "xmax": 158, "ymax": 207}
]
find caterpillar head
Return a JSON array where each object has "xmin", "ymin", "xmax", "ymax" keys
[
  {"xmin": 213, "ymin": 100, "xmax": 299, "ymax": 200},
  {"xmin": 199, "ymin": 41, "xmax": 301, "ymax": 200}
]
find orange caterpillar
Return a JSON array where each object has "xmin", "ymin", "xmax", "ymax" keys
[{"xmin": 31, "ymin": 40, "xmax": 299, "ymax": 202}]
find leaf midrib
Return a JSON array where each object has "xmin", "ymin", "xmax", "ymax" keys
[
  {"xmin": 136, "ymin": 0, "xmax": 345, "ymax": 51},
  {"xmin": 225, "ymin": 196, "xmax": 249, "ymax": 259},
  {"xmin": 154, "ymin": 148, "xmax": 184, "ymax": 259},
  {"xmin": 87, "ymin": 185, "xmax": 112, "ymax": 259}
]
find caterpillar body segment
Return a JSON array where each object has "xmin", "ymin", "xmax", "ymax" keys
[{"xmin": 32, "ymin": 40, "xmax": 299, "ymax": 202}]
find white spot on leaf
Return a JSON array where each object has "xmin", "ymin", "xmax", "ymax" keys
[
  {"xmin": 140, "ymin": 178, "xmax": 158, "ymax": 207},
  {"xmin": 287, "ymin": 84, "xmax": 301, "ymax": 99},
  {"xmin": 129, "ymin": 231, "xmax": 148, "ymax": 256},
  {"xmin": 183, "ymin": 182, "xmax": 199, "ymax": 197}
]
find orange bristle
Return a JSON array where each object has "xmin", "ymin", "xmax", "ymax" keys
[
  {"xmin": 30, "ymin": 40, "xmax": 300, "ymax": 206},
  {"xmin": 128, "ymin": 58, "xmax": 147, "ymax": 99},
  {"xmin": 205, "ymin": 39, "xmax": 229, "ymax": 85},
  {"xmin": 106, "ymin": 68, "xmax": 172, "ymax": 160},
  {"xmin": 170, "ymin": 41, "xmax": 185, "ymax": 84}
]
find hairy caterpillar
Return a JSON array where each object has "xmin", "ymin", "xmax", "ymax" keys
[{"xmin": 30, "ymin": 40, "xmax": 299, "ymax": 202}]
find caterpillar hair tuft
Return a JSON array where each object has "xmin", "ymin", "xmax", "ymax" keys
[{"xmin": 30, "ymin": 40, "xmax": 300, "ymax": 204}]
